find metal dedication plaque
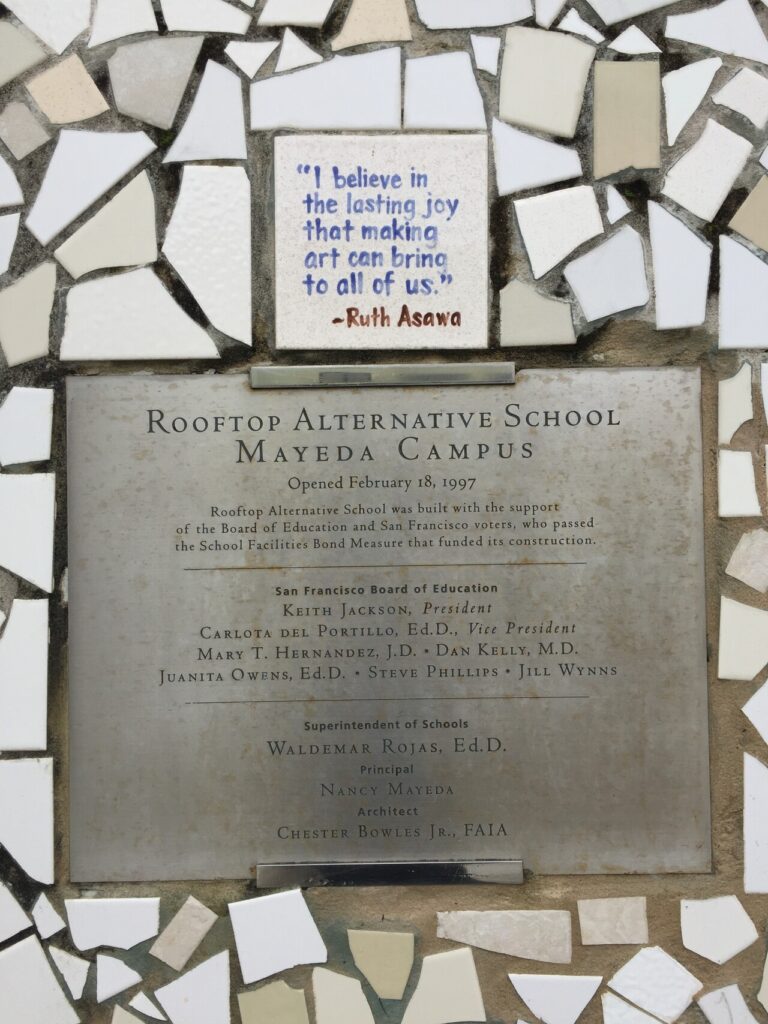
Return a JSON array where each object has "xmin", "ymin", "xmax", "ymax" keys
[{"xmin": 67, "ymin": 369, "xmax": 710, "ymax": 882}]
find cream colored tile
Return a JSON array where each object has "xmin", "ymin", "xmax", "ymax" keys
[
  {"xmin": 578, "ymin": 898, "xmax": 648, "ymax": 945},
  {"xmin": 0, "ymin": 263, "xmax": 55, "ymax": 367},
  {"xmin": 27, "ymin": 55, "xmax": 108, "ymax": 125},
  {"xmin": 402, "ymin": 947, "xmax": 486, "ymax": 1024},
  {"xmin": 0, "ymin": 22, "xmax": 46, "ymax": 90},
  {"xmin": 332, "ymin": 0, "xmax": 411, "ymax": 50},
  {"xmin": 499, "ymin": 279, "xmax": 575, "ymax": 346},
  {"xmin": 730, "ymin": 177, "xmax": 768, "ymax": 253},
  {"xmin": 150, "ymin": 895, "xmax": 217, "ymax": 972},
  {"xmin": 313, "ymin": 968, "xmax": 375, "ymax": 1024},
  {"xmin": 594, "ymin": 61, "xmax": 660, "ymax": 179},
  {"xmin": 348, "ymin": 930, "xmax": 414, "ymax": 999},
  {"xmin": 238, "ymin": 980, "xmax": 309, "ymax": 1024}
]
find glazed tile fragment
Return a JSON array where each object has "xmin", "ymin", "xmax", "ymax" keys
[
  {"xmin": 514, "ymin": 185, "xmax": 603, "ymax": 279},
  {"xmin": 0, "ymin": 386, "xmax": 53, "ymax": 465},
  {"xmin": 719, "ymin": 597, "xmax": 768, "ymax": 679},
  {"xmin": 437, "ymin": 910, "xmax": 571, "ymax": 963},
  {"xmin": 719, "ymin": 236, "xmax": 768, "ymax": 349},
  {"xmin": 648, "ymin": 202, "xmax": 710, "ymax": 330},
  {"xmin": 0, "ymin": 103, "xmax": 50, "ymax": 160},
  {"xmin": 714, "ymin": 69, "xmax": 768, "ymax": 129},
  {"xmin": 96, "ymin": 954, "xmax": 142, "ymax": 1002},
  {"xmin": 699, "ymin": 986, "xmax": 759, "ymax": 1024},
  {"xmin": 509, "ymin": 975, "xmax": 601, "ymax": 1024},
  {"xmin": 728, "ymin": 530, "xmax": 768, "ymax": 592},
  {"xmin": 3, "ymin": 0, "xmax": 90, "ymax": 55},
  {"xmin": 0, "ymin": 599, "xmax": 48, "ymax": 750},
  {"xmin": 535, "ymin": 0, "xmax": 567, "ymax": 28},
  {"xmin": 493, "ymin": 118, "xmax": 582, "ymax": 195},
  {"xmin": 609, "ymin": 27, "xmax": 660, "ymax": 54},
  {"xmin": 405, "ymin": 53, "xmax": 486, "ymax": 129},
  {"xmin": 565, "ymin": 226, "xmax": 649, "ymax": 322},
  {"xmin": 114, "ymin": 1010, "xmax": 142, "ymax": 1024},
  {"xmin": 730, "ymin": 178, "xmax": 768, "ymax": 253},
  {"xmin": 666, "ymin": 0, "xmax": 768, "ymax": 65},
  {"xmin": 499, "ymin": 28, "xmax": 595, "ymax": 139},
  {"xmin": 27, "ymin": 130, "xmax": 155, "ymax": 245},
  {"xmin": 160, "ymin": 0, "xmax": 250, "ymax": 34},
  {"xmin": 225, "ymin": 41, "xmax": 279, "ymax": 77},
  {"xmin": 605, "ymin": 186, "xmax": 630, "ymax": 224},
  {"xmin": 0, "ymin": 936, "xmax": 78, "ymax": 1024},
  {"xmin": 129, "ymin": 992, "xmax": 166, "ymax": 1020},
  {"xmin": 471, "ymin": 35, "xmax": 501, "ymax": 74},
  {"xmin": 0, "ymin": 22, "xmax": 46, "ymax": 90},
  {"xmin": 165, "ymin": 61, "xmax": 246, "ymax": 163},
  {"xmin": 662, "ymin": 59, "xmax": 722, "ymax": 146},
  {"xmin": 155, "ymin": 950, "xmax": 230, "ymax": 1024},
  {"xmin": 719, "ymin": 363, "xmax": 753, "ymax": 445},
  {"xmin": 48, "ymin": 947, "xmax": 90, "ymax": 1001},
  {"xmin": 499, "ymin": 279, "xmax": 576, "ymax": 346},
  {"xmin": 0, "ymin": 152, "xmax": 22, "ymax": 207},
  {"xmin": 229, "ymin": 889, "xmax": 327, "ymax": 985},
  {"xmin": 558, "ymin": 10, "xmax": 604, "ymax": 44},
  {"xmin": 745, "ymin": 753, "xmax": 768, "ymax": 891},
  {"xmin": 348, "ymin": 930, "xmax": 414, "ymax": 999},
  {"xmin": 0, "ymin": 758, "xmax": 54, "ymax": 883},
  {"xmin": 109, "ymin": 38, "xmax": 204, "ymax": 130},
  {"xmin": 61, "ymin": 269, "xmax": 219, "ymax": 360},
  {"xmin": 0, "ymin": 263, "xmax": 55, "ymax": 366},
  {"xmin": 718, "ymin": 450, "xmax": 761, "ymax": 518},
  {"xmin": 333, "ymin": 0, "xmax": 411, "ymax": 49},
  {"xmin": 602, "ymin": 993, "xmax": 660, "ymax": 1024},
  {"xmin": 585, "ymin": 0, "xmax": 677, "ymax": 22},
  {"xmin": 415, "ymin": 0, "xmax": 532, "ymax": 28},
  {"xmin": 258, "ymin": 0, "xmax": 336, "ymax": 27},
  {"xmin": 402, "ymin": 947, "xmax": 486, "ymax": 1024},
  {"xmin": 662, "ymin": 120, "xmax": 750, "ymax": 221},
  {"xmin": 0, "ymin": 881, "xmax": 31, "ymax": 944},
  {"xmin": 0, "ymin": 212, "xmax": 18, "ymax": 274},
  {"xmin": 89, "ymin": 0, "xmax": 157, "ymax": 48},
  {"xmin": 577, "ymin": 897, "xmax": 648, "ymax": 945},
  {"xmin": 65, "ymin": 897, "xmax": 160, "ymax": 952},
  {"xmin": 238, "ymin": 980, "xmax": 309, "ymax": 1024},
  {"xmin": 275, "ymin": 29, "xmax": 323, "ymax": 73},
  {"xmin": 0, "ymin": 474, "xmax": 55, "ymax": 592},
  {"xmin": 31, "ymin": 893, "xmax": 65, "ymax": 939},
  {"xmin": 680, "ymin": 897, "xmax": 757, "ymax": 964},
  {"xmin": 608, "ymin": 947, "xmax": 701, "ymax": 1023},
  {"xmin": 593, "ymin": 61, "xmax": 660, "ymax": 179},
  {"xmin": 313, "ymin": 967, "xmax": 375, "ymax": 1024},
  {"xmin": 149, "ymin": 895, "xmax": 217, "ymax": 972}
]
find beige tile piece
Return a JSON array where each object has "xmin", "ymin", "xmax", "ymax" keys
[
  {"xmin": 0, "ymin": 103, "xmax": 50, "ymax": 161},
  {"xmin": 27, "ymin": 55, "xmax": 109, "ymax": 125},
  {"xmin": 731, "ymin": 177, "xmax": 768, "ymax": 253},
  {"xmin": 0, "ymin": 263, "xmax": 55, "ymax": 367},
  {"xmin": 500, "ymin": 279, "xmax": 576, "ymax": 346},
  {"xmin": 499, "ymin": 27, "xmax": 595, "ymax": 139},
  {"xmin": 313, "ymin": 967, "xmax": 375, "ymax": 1024},
  {"xmin": 578, "ymin": 897, "xmax": 648, "ymax": 945},
  {"xmin": 332, "ymin": 0, "xmax": 411, "ymax": 50},
  {"xmin": 401, "ymin": 947, "xmax": 486, "ymax": 1024},
  {"xmin": 149, "ymin": 895, "xmax": 217, "ymax": 972},
  {"xmin": 0, "ymin": 22, "xmax": 46, "ymax": 90},
  {"xmin": 348, "ymin": 930, "xmax": 414, "ymax": 1000},
  {"xmin": 594, "ymin": 61, "xmax": 660, "ymax": 179},
  {"xmin": 437, "ymin": 910, "xmax": 572, "ymax": 964},
  {"xmin": 238, "ymin": 980, "xmax": 309, "ymax": 1024},
  {"xmin": 727, "ymin": 529, "xmax": 768, "ymax": 592}
]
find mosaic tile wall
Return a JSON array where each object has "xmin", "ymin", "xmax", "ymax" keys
[{"xmin": 3, "ymin": 0, "xmax": 768, "ymax": 1022}]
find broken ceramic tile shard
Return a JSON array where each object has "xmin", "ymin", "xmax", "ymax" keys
[
  {"xmin": 0, "ymin": 599, "xmax": 48, "ymax": 751},
  {"xmin": 225, "ymin": 40, "xmax": 279, "ymax": 77},
  {"xmin": 662, "ymin": 120, "xmax": 751, "ymax": 221},
  {"xmin": 514, "ymin": 185, "xmax": 603, "ymax": 279},
  {"xmin": 160, "ymin": 0, "xmax": 250, "ymax": 33},
  {"xmin": 728, "ymin": 530, "xmax": 768, "ymax": 592},
  {"xmin": 0, "ymin": 475, "xmax": 55, "ymax": 592},
  {"xmin": 499, "ymin": 27, "xmax": 595, "ymax": 139},
  {"xmin": 258, "ymin": 0, "xmax": 335, "ymax": 27},
  {"xmin": 313, "ymin": 967, "xmax": 375, "ymax": 1024},
  {"xmin": 26, "ymin": 130, "xmax": 155, "ymax": 245},
  {"xmin": 61, "ymin": 268, "xmax": 219, "ymax": 361},
  {"xmin": 0, "ymin": 102, "xmax": 50, "ymax": 161},
  {"xmin": 165, "ymin": 61, "xmax": 246, "ymax": 162},
  {"xmin": 415, "ymin": 0, "xmax": 532, "ymax": 28},
  {"xmin": 471, "ymin": 35, "xmax": 501, "ymax": 74},
  {"xmin": 402, "ymin": 947, "xmax": 486, "ymax": 1024},
  {"xmin": 0, "ymin": 262, "xmax": 55, "ymax": 367},
  {"xmin": 558, "ymin": 9, "xmax": 604, "ymax": 44},
  {"xmin": 109, "ymin": 37, "xmax": 204, "ymax": 130},
  {"xmin": 605, "ymin": 186, "xmax": 631, "ymax": 224},
  {"xmin": 65, "ymin": 898, "xmax": 160, "ymax": 952},
  {"xmin": 0, "ymin": 758, "xmax": 53, "ymax": 883},
  {"xmin": 745, "ymin": 753, "xmax": 768, "ymax": 891},
  {"xmin": 129, "ymin": 992, "xmax": 166, "ymax": 1020},
  {"xmin": 0, "ymin": 882, "xmax": 31, "ymax": 944},
  {"xmin": 0, "ymin": 22, "xmax": 46, "ymax": 90},
  {"xmin": 719, "ymin": 450, "xmax": 762, "ymax": 517},
  {"xmin": 0, "ymin": 936, "xmax": 78, "ymax": 1024},
  {"xmin": 27, "ymin": 54, "xmax": 108, "ymax": 125},
  {"xmin": 603, "ymin": 992, "xmax": 662, "ymax": 1024},
  {"xmin": 760, "ymin": 949, "xmax": 768, "ymax": 1013},
  {"xmin": 333, "ymin": 0, "xmax": 411, "ymax": 50},
  {"xmin": 719, "ymin": 596, "xmax": 768, "ymax": 679},
  {"xmin": 238, "ymin": 980, "xmax": 309, "ymax": 1024},
  {"xmin": 89, "ymin": 0, "xmax": 157, "ymax": 47},
  {"xmin": 48, "ymin": 946, "xmax": 90, "ymax": 1001},
  {"xmin": 609, "ymin": 26, "xmax": 660, "ymax": 54},
  {"xmin": 719, "ymin": 363, "xmax": 753, "ymax": 445},
  {"xmin": 666, "ymin": 0, "xmax": 768, "ymax": 64},
  {"xmin": 31, "ymin": 893, "xmax": 64, "ymax": 940},
  {"xmin": 509, "ymin": 975, "xmax": 602, "ymax": 1024},
  {"xmin": 577, "ymin": 897, "xmax": 648, "ymax": 945},
  {"xmin": 149, "ymin": 895, "xmax": 217, "ymax": 972},
  {"xmin": 714, "ymin": 68, "xmax": 768, "ymax": 129},
  {"xmin": 493, "ymin": 118, "xmax": 582, "ymax": 195},
  {"xmin": 229, "ymin": 889, "xmax": 327, "ymax": 985},
  {"xmin": 250, "ymin": 49, "xmax": 401, "ymax": 130},
  {"xmin": 565, "ymin": 226, "xmax": 649, "ymax": 322},
  {"xmin": 680, "ymin": 896, "xmax": 758, "ymax": 964},
  {"xmin": 499, "ymin": 279, "xmax": 576, "ymax": 346},
  {"xmin": 648, "ymin": 202, "xmax": 710, "ymax": 330},
  {"xmin": 536, "ymin": 0, "xmax": 567, "ymax": 28},
  {"xmin": 699, "ymin": 986, "xmax": 760, "ymax": 1024},
  {"xmin": 0, "ymin": 212, "xmax": 18, "ymax": 274},
  {"xmin": 3, "ymin": 0, "xmax": 90, "ymax": 54},
  {"xmin": 662, "ymin": 59, "xmax": 722, "ymax": 147},
  {"xmin": 347, "ymin": 930, "xmax": 414, "ymax": 1000},
  {"xmin": 0, "ymin": 386, "xmax": 53, "ymax": 465},
  {"xmin": 720, "ymin": 236, "xmax": 768, "ymax": 349},
  {"xmin": 437, "ymin": 910, "xmax": 571, "ymax": 964},
  {"xmin": 404, "ymin": 53, "xmax": 486, "ymax": 130},
  {"xmin": 608, "ymin": 948, "xmax": 701, "ymax": 1024},
  {"xmin": 97, "ymin": 954, "xmax": 143, "ymax": 1002},
  {"xmin": 275, "ymin": 29, "xmax": 322, "ymax": 73},
  {"xmin": 0, "ymin": 153, "xmax": 23, "ymax": 207},
  {"xmin": 730, "ymin": 178, "xmax": 768, "ymax": 253},
  {"xmin": 155, "ymin": 951, "xmax": 230, "ymax": 1024},
  {"xmin": 593, "ymin": 61, "xmax": 660, "ymax": 179},
  {"xmin": 584, "ymin": 0, "xmax": 677, "ymax": 22},
  {"xmin": 114, "ymin": 1010, "xmax": 142, "ymax": 1024}
]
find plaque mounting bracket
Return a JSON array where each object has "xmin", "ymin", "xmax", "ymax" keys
[
  {"xmin": 249, "ymin": 363, "xmax": 515, "ymax": 390},
  {"xmin": 256, "ymin": 860, "xmax": 525, "ymax": 888}
]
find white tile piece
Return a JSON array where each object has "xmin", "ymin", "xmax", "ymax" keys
[
  {"xmin": 437, "ymin": 910, "xmax": 571, "ymax": 963},
  {"xmin": 605, "ymin": 186, "xmax": 630, "ymax": 224},
  {"xmin": 536, "ymin": 0, "xmax": 567, "ymax": 28},
  {"xmin": 97, "ymin": 955, "xmax": 143, "ymax": 1003},
  {"xmin": 0, "ymin": 758, "xmax": 53, "ymax": 883},
  {"xmin": 0, "ymin": 386, "xmax": 53, "ymax": 465},
  {"xmin": 0, "ymin": 599, "xmax": 48, "ymax": 751},
  {"xmin": 48, "ymin": 947, "xmax": 90, "ymax": 1001},
  {"xmin": 493, "ymin": 118, "xmax": 582, "ymax": 196},
  {"xmin": 662, "ymin": 59, "xmax": 722, "ymax": 146},
  {"xmin": 666, "ymin": 0, "xmax": 768, "ymax": 65},
  {"xmin": 155, "ymin": 951, "xmax": 230, "ymax": 1024},
  {"xmin": 160, "ymin": 0, "xmax": 250, "ymax": 33},
  {"xmin": 313, "ymin": 968, "xmax": 375, "ymax": 1024},
  {"xmin": 648, "ymin": 202, "xmax": 710, "ymax": 330},
  {"xmin": 719, "ymin": 597, "xmax": 768, "ymax": 680},
  {"xmin": 471, "ymin": 34, "xmax": 501, "ymax": 75},
  {"xmin": 0, "ymin": 882, "xmax": 31, "ymax": 944},
  {"xmin": 250, "ymin": 48, "xmax": 401, "ymax": 130},
  {"xmin": 728, "ymin": 530, "xmax": 768, "ymax": 592},
  {"xmin": 165, "ymin": 61, "xmax": 246, "ymax": 163},
  {"xmin": 720, "ymin": 236, "xmax": 768, "ymax": 349},
  {"xmin": 509, "ymin": 975, "xmax": 602, "ymax": 1024},
  {"xmin": 565, "ymin": 226, "xmax": 649, "ymax": 322},
  {"xmin": 714, "ymin": 69, "xmax": 768, "ymax": 129},
  {"xmin": 719, "ymin": 450, "xmax": 762, "ymax": 518},
  {"xmin": 405, "ymin": 52, "xmax": 486, "ymax": 129},
  {"xmin": 32, "ymin": 893, "xmax": 65, "ymax": 940},
  {"xmin": 149, "ymin": 896, "xmax": 217, "ymax": 972},
  {"xmin": 114, "ymin": 1010, "xmax": 143, "ymax": 1024},
  {"xmin": 229, "ymin": 889, "xmax": 327, "ymax": 985},
  {"xmin": 66, "ymin": 898, "xmax": 160, "ymax": 952},
  {"xmin": 603, "ymin": 992, "xmax": 661, "ymax": 1024},
  {"xmin": 27, "ymin": 130, "xmax": 155, "ymax": 246},
  {"xmin": 699, "ymin": 986, "xmax": 760, "ymax": 1024},
  {"xmin": 0, "ymin": 263, "xmax": 55, "ymax": 367},
  {"xmin": 0, "ymin": 152, "xmax": 22, "ymax": 208},
  {"xmin": 681, "ymin": 897, "xmax": 758, "ymax": 964},
  {"xmin": 0, "ymin": 22, "xmax": 46, "ymax": 90},
  {"xmin": 558, "ymin": 9, "xmax": 605, "ymax": 44},
  {"xmin": 415, "ymin": 0, "xmax": 532, "ymax": 28},
  {"xmin": 662, "ymin": 120, "xmax": 750, "ymax": 221},
  {"xmin": 584, "ymin": 0, "xmax": 677, "ymax": 23},
  {"xmin": 762, "ymin": 364, "xmax": 768, "ymax": 423},
  {"xmin": 3, "ymin": 0, "xmax": 90, "ymax": 54},
  {"xmin": 0, "ymin": 475, "xmax": 55, "ymax": 592},
  {"xmin": 109, "ymin": 37, "xmax": 204, "ymax": 131},
  {"xmin": 403, "ymin": 948, "xmax": 486, "ymax": 1024},
  {"xmin": 130, "ymin": 992, "xmax": 167, "ymax": 1020},
  {"xmin": 746, "ymin": 753, "xmax": 768, "ymax": 891},
  {"xmin": 0, "ymin": 213, "xmax": 18, "ymax": 275},
  {"xmin": 89, "ymin": 0, "xmax": 157, "ymax": 47},
  {"xmin": 332, "ymin": 0, "xmax": 412, "ymax": 49},
  {"xmin": 225, "ymin": 40, "xmax": 279, "ymax": 78},
  {"xmin": 609, "ymin": 26, "xmax": 660, "ymax": 54},
  {"xmin": 258, "ymin": 0, "xmax": 335, "ymax": 26},
  {"xmin": 719, "ymin": 363, "xmax": 753, "ymax": 445},
  {"xmin": 275, "ymin": 29, "xmax": 323, "ymax": 73},
  {"xmin": 0, "ymin": 936, "xmax": 78, "ymax": 1024},
  {"xmin": 515, "ymin": 186, "xmax": 603, "ymax": 279},
  {"xmin": 577, "ymin": 898, "xmax": 648, "ymax": 945},
  {"xmin": 608, "ymin": 948, "xmax": 701, "ymax": 1024},
  {"xmin": 61, "ymin": 268, "xmax": 219, "ymax": 361}
]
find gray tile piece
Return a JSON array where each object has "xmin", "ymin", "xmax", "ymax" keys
[
  {"xmin": 0, "ymin": 22, "xmax": 47, "ymax": 90},
  {"xmin": 0, "ymin": 102, "xmax": 50, "ymax": 161},
  {"xmin": 108, "ymin": 36, "xmax": 204, "ymax": 130}
]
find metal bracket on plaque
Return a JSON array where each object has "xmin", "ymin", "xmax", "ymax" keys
[
  {"xmin": 256, "ymin": 860, "xmax": 525, "ymax": 888},
  {"xmin": 250, "ymin": 363, "xmax": 515, "ymax": 390}
]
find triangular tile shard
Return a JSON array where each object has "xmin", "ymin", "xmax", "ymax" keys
[
  {"xmin": 728, "ymin": 530, "xmax": 768, "ymax": 593},
  {"xmin": 499, "ymin": 279, "xmax": 576, "ymax": 347},
  {"xmin": 415, "ymin": 0, "xmax": 532, "ymax": 28},
  {"xmin": 129, "ymin": 992, "xmax": 166, "ymax": 1020},
  {"xmin": 609, "ymin": 26, "xmax": 660, "ymax": 54},
  {"xmin": 535, "ymin": 0, "xmax": 567, "ymax": 28},
  {"xmin": 745, "ymin": 753, "xmax": 768, "ymax": 892},
  {"xmin": 666, "ymin": 0, "xmax": 768, "ymax": 65},
  {"xmin": 680, "ymin": 896, "xmax": 758, "ymax": 964},
  {"xmin": 48, "ymin": 946, "xmax": 90, "ymax": 1001},
  {"xmin": 165, "ymin": 61, "xmax": 246, "ymax": 163},
  {"xmin": 0, "ymin": 475, "xmax": 55, "ymax": 592},
  {"xmin": 160, "ymin": 0, "xmax": 250, "ymax": 34},
  {"xmin": 3, "ymin": 0, "xmax": 90, "ymax": 54},
  {"xmin": 404, "ymin": 52, "xmax": 486, "ymax": 129},
  {"xmin": 437, "ymin": 910, "xmax": 571, "ymax": 963},
  {"xmin": 493, "ymin": 119, "xmax": 581, "ymax": 196},
  {"xmin": 719, "ymin": 597, "xmax": 768, "ymax": 680},
  {"xmin": 66, "ymin": 897, "xmax": 160, "ymax": 952},
  {"xmin": 258, "ymin": 0, "xmax": 336, "ymax": 27},
  {"xmin": 0, "ymin": 386, "xmax": 53, "ymax": 465},
  {"xmin": 514, "ymin": 186, "xmax": 603, "ymax": 279},
  {"xmin": 155, "ymin": 950, "xmax": 230, "ymax": 1024},
  {"xmin": 718, "ymin": 450, "xmax": 761, "ymax": 518},
  {"xmin": 313, "ymin": 967, "xmax": 375, "ymax": 1024},
  {"xmin": 229, "ymin": 889, "xmax": 327, "ymax": 985},
  {"xmin": 0, "ymin": 758, "xmax": 54, "ymax": 883},
  {"xmin": 730, "ymin": 178, "xmax": 768, "ymax": 253},
  {"xmin": 0, "ymin": 22, "xmax": 46, "ymax": 90},
  {"xmin": 577, "ymin": 897, "xmax": 648, "ymax": 945},
  {"xmin": 0, "ymin": 263, "xmax": 55, "ymax": 367},
  {"xmin": 0, "ymin": 882, "xmax": 32, "ymax": 944},
  {"xmin": 718, "ymin": 363, "xmax": 753, "ymax": 445},
  {"xmin": 662, "ymin": 120, "xmax": 751, "ymax": 222},
  {"xmin": 699, "ymin": 986, "xmax": 760, "ymax": 1024},
  {"xmin": 584, "ymin": 0, "xmax": 678, "ymax": 23},
  {"xmin": 89, "ymin": 0, "xmax": 157, "ymax": 47},
  {"xmin": 31, "ymin": 892, "xmax": 65, "ymax": 940},
  {"xmin": 402, "ymin": 947, "xmax": 486, "ymax": 1024},
  {"xmin": 149, "ymin": 895, "xmax": 218, "ymax": 972},
  {"xmin": 238, "ymin": 981, "xmax": 309, "ymax": 1024},
  {"xmin": 608, "ymin": 948, "xmax": 701, "ymax": 1023},
  {"xmin": 510, "ymin": 975, "xmax": 601, "ymax": 1024},
  {"xmin": 332, "ymin": 0, "xmax": 411, "ymax": 51},
  {"xmin": 662, "ymin": 59, "xmax": 722, "ymax": 147},
  {"xmin": 109, "ymin": 38, "xmax": 204, "ymax": 130},
  {"xmin": 96, "ymin": 954, "xmax": 143, "ymax": 1002},
  {"xmin": 565, "ymin": 226, "xmax": 649, "ymax": 323},
  {"xmin": 0, "ymin": 936, "xmax": 78, "ymax": 1024},
  {"xmin": 558, "ymin": 9, "xmax": 604, "ymax": 44},
  {"xmin": 648, "ymin": 202, "xmax": 710, "ymax": 330},
  {"xmin": 275, "ymin": 29, "xmax": 323, "ymax": 73},
  {"xmin": 719, "ymin": 236, "xmax": 768, "ymax": 349},
  {"xmin": 605, "ymin": 186, "xmax": 630, "ymax": 224},
  {"xmin": 602, "ymin": 992, "xmax": 662, "ymax": 1024},
  {"xmin": 225, "ymin": 41, "xmax": 279, "ymax": 78},
  {"xmin": 348, "ymin": 930, "xmax": 414, "ymax": 1000},
  {"xmin": 0, "ymin": 599, "xmax": 48, "ymax": 751}
]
